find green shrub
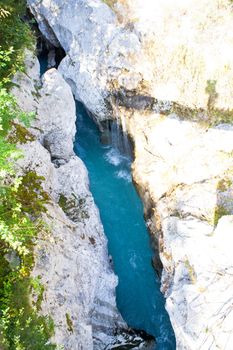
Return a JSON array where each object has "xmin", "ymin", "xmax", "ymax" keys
[
  {"xmin": 0, "ymin": 0, "xmax": 35, "ymax": 85},
  {"xmin": 102, "ymin": 0, "xmax": 117, "ymax": 9},
  {"xmin": 65, "ymin": 313, "xmax": 73, "ymax": 333},
  {"xmin": 0, "ymin": 99, "xmax": 55, "ymax": 348},
  {"xmin": 0, "ymin": 265, "xmax": 56, "ymax": 350},
  {"xmin": 0, "ymin": 3, "xmax": 56, "ymax": 346}
]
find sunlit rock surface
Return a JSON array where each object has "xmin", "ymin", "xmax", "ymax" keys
[
  {"xmin": 12, "ymin": 52, "xmax": 153, "ymax": 350},
  {"xmin": 28, "ymin": 0, "xmax": 233, "ymax": 121},
  {"xmin": 118, "ymin": 0, "xmax": 233, "ymax": 111},
  {"xmin": 123, "ymin": 108, "xmax": 233, "ymax": 350},
  {"xmin": 27, "ymin": 0, "xmax": 149, "ymax": 121},
  {"xmin": 27, "ymin": 0, "xmax": 233, "ymax": 348}
]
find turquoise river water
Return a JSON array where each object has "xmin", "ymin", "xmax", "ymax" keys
[{"xmin": 74, "ymin": 102, "xmax": 176, "ymax": 349}]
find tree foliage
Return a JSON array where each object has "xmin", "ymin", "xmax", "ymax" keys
[
  {"xmin": 0, "ymin": 0, "xmax": 35, "ymax": 85},
  {"xmin": 0, "ymin": 89, "xmax": 55, "ymax": 349},
  {"xmin": 0, "ymin": 1, "xmax": 56, "ymax": 349}
]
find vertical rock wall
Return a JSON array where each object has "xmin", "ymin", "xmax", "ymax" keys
[
  {"xmin": 12, "ymin": 51, "xmax": 153, "ymax": 349},
  {"xmin": 26, "ymin": 0, "xmax": 233, "ymax": 348}
]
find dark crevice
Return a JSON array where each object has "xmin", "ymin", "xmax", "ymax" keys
[{"xmin": 27, "ymin": 8, "xmax": 65, "ymax": 74}]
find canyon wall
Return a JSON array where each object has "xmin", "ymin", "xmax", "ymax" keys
[
  {"xmin": 27, "ymin": 0, "xmax": 233, "ymax": 349},
  {"xmin": 122, "ymin": 107, "xmax": 233, "ymax": 349},
  {"xmin": 12, "ymin": 51, "xmax": 153, "ymax": 349}
]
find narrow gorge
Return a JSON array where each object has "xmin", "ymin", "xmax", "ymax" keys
[
  {"xmin": 12, "ymin": 51, "xmax": 157, "ymax": 349},
  {"xmin": 74, "ymin": 101, "xmax": 175, "ymax": 348},
  {"xmin": 1, "ymin": 0, "xmax": 233, "ymax": 349}
]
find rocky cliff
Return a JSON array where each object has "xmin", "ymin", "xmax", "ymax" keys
[
  {"xmin": 28, "ymin": 0, "xmax": 233, "ymax": 123},
  {"xmin": 12, "ymin": 51, "xmax": 153, "ymax": 349},
  {"xmin": 26, "ymin": 0, "xmax": 233, "ymax": 349},
  {"xmin": 122, "ymin": 108, "xmax": 233, "ymax": 349}
]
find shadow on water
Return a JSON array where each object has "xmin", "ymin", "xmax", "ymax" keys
[{"xmin": 74, "ymin": 101, "xmax": 176, "ymax": 350}]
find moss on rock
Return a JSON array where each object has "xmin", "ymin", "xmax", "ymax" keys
[{"xmin": 58, "ymin": 193, "xmax": 90, "ymax": 222}]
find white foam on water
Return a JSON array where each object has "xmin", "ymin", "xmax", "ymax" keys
[
  {"xmin": 105, "ymin": 148, "xmax": 123, "ymax": 166},
  {"xmin": 105, "ymin": 148, "xmax": 132, "ymax": 182},
  {"xmin": 105, "ymin": 147, "xmax": 131, "ymax": 167},
  {"xmin": 115, "ymin": 169, "xmax": 132, "ymax": 183}
]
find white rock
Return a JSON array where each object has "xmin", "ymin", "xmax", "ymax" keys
[
  {"xmin": 11, "ymin": 49, "xmax": 40, "ymax": 113},
  {"xmin": 123, "ymin": 108, "xmax": 233, "ymax": 349},
  {"xmin": 25, "ymin": 0, "xmax": 233, "ymax": 348},
  {"xmin": 27, "ymin": 0, "xmax": 147, "ymax": 120},
  {"xmin": 13, "ymin": 52, "xmax": 152, "ymax": 349},
  {"xmin": 28, "ymin": 0, "xmax": 233, "ymax": 119}
]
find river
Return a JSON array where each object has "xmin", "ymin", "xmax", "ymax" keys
[{"xmin": 74, "ymin": 101, "xmax": 176, "ymax": 349}]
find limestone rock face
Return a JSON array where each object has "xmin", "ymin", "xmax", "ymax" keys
[
  {"xmin": 43, "ymin": 128, "xmax": 74, "ymax": 162},
  {"xmin": 122, "ymin": 107, "xmax": 233, "ymax": 350},
  {"xmin": 12, "ymin": 51, "xmax": 76, "ymax": 170},
  {"xmin": 26, "ymin": 0, "xmax": 233, "ymax": 348},
  {"xmin": 121, "ymin": 0, "xmax": 233, "ymax": 111},
  {"xmin": 12, "ymin": 53, "xmax": 154, "ymax": 350},
  {"xmin": 28, "ymin": 0, "xmax": 233, "ymax": 121},
  {"xmin": 27, "ymin": 0, "xmax": 148, "ymax": 121},
  {"xmin": 12, "ymin": 50, "xmax": 41, "ymax": 113}
]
